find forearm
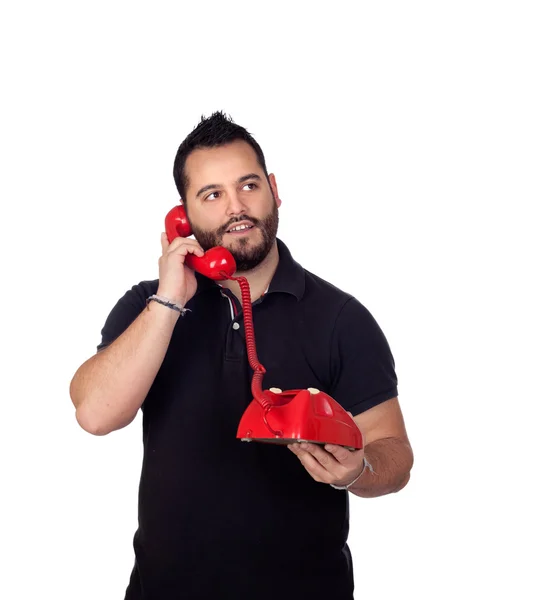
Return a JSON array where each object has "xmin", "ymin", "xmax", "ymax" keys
[
  {"xmin": 349, "ymin": 437, "xmax": 414, "ymax": 498},
  {"xmin": 70, "ymin": 301, "xmax": 180, "ymax": 435}
]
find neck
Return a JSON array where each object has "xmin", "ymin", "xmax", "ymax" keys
[{"xmin": 220, "ymin": 241, "xmax": 279, "ymax": 304}]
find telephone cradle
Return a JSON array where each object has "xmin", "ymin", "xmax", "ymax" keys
[{"xmin": 165, "ymin": 205, "xmax": 363, "ymax": 450}]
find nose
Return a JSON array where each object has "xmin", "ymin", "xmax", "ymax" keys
[{"xmin": 226, "ymin": 191, "xmax": 248, "ymax": 217}]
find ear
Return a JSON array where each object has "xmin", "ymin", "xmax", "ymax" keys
[
  {"xmin": 179, "ymin": 198, "xmax": 190, "ymax": 222},
  {"xmin": 268, "ymin": 173, "xmax": 281, "ymax": 207}
]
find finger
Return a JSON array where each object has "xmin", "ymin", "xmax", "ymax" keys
[
  {"xmin": 291, "ymin": 446, "xmax": 330, "ymax": 482},
  {"xmin": 167, "ymin": 238, "xmax": 205, "ymax": 257},
  {"xmin": 325, "ymin": 444, "xmax": 363, "ymax": 466},
  {"xmin": 288, "ymin": 443, "xmax": 306, "ymax": 457},
  {"xmin": 290, "ymin": 443, "xmax": 336, "ymax": 476},
  {"xmin": 161, "ymin": 232, "xmax": 169, "ymax": 252},
  {"xmin": 297, "ymin": 442, "xmax": 341, "ymax": 471}
]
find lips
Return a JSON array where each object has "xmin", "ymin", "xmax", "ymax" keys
[{"xmin": 226, "ymin": 221, "xmax": 255, "ymax": 233}]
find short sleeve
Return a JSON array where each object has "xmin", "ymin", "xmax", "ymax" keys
[
  {"xmin": 329, "ymin": 296, "xmax": 398, "ymax": 415},
  {"xmin": 96, "ymin": 280, "xmax": 158, "ymax": 352}
]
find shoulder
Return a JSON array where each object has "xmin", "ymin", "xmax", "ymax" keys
[
  {"xmin": 117, "ymin": 278, "xmax": 159, "ymax": 306},
  {"xmin": 97, "ymin": 279, "xmax": 160, "ymax": 352},
  {"xmin": 301, "ymin": 268, "xmax": 385, "ymax": 336},
  {"xmin": 302, "ymin": 268, "xmax": 354, "ymax": 312}
]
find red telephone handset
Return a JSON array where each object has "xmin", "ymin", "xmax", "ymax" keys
[{"xmin": 164, "ymin": 205, "xmax": 236, "ymax": 280}]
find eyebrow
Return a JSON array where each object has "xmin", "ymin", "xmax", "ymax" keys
[{"xmin": 195, "ymin": 173, "xmax": 262, "ymax": 198}]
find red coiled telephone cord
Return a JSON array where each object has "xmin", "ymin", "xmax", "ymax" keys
[{"xmin": 225, "ymin": 273, "xmax": 283, "ymax": 437}]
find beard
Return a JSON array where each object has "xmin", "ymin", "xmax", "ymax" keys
[{"xmin": 189, "ymin": 200, "xmax": 279, "ymax": 272}]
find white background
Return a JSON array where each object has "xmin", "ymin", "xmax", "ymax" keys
[{"xmin": 1, "ymin": 1, "xmax": 536, "ymax": 598}]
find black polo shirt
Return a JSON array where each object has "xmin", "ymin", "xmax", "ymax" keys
[{"xmin": 97, "ymin": 238, "xmax": 398, "ymax": 600}]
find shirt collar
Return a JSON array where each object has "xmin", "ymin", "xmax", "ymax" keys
[{"xmin": 193, "ymin": 238, "xmax": 305, "ymax": 301}]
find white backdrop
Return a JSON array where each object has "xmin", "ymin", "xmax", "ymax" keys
[{"xmin": 1, "ymin": 1, "xmax": 536, "ymax": 598}]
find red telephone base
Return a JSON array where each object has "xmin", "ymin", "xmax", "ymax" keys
[{"xmin": 236, "ymin": 387, "xmax": 363, "ymax": 451}]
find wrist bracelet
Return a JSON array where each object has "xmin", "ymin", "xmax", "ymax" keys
[
  {"xmin": 330, "ymin": 456, "xmax": 374, "ymax": 490},
  {"xmin": 146, "ymin": 294, "xmax": 191, "ymax": 316}
]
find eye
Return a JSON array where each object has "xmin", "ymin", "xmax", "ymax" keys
[
  {"xmin": 242, "ymin": 182, "xmax": 258, "ymax": 191},
  {"xmin": 205, "ymin": 191, "xmax": 220, "ymax": 201}
]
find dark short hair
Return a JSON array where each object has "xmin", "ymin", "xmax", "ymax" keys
[{"xmin": 172, "ymin": 111, "xmax": 269, "ymax": 202}]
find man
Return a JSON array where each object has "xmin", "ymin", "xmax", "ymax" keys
[{"xmin": 69, "ymin": 111, "xmax": 413, "ymax": 600}]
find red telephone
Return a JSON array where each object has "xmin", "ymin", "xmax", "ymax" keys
[{"xmin": 164, "ymin": 205, "xmax": 363, "ymax": 450}]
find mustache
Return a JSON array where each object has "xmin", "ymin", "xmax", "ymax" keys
[{"xmin": 218, "ymin": 215, "xmax": 259, "ymax": 235}]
